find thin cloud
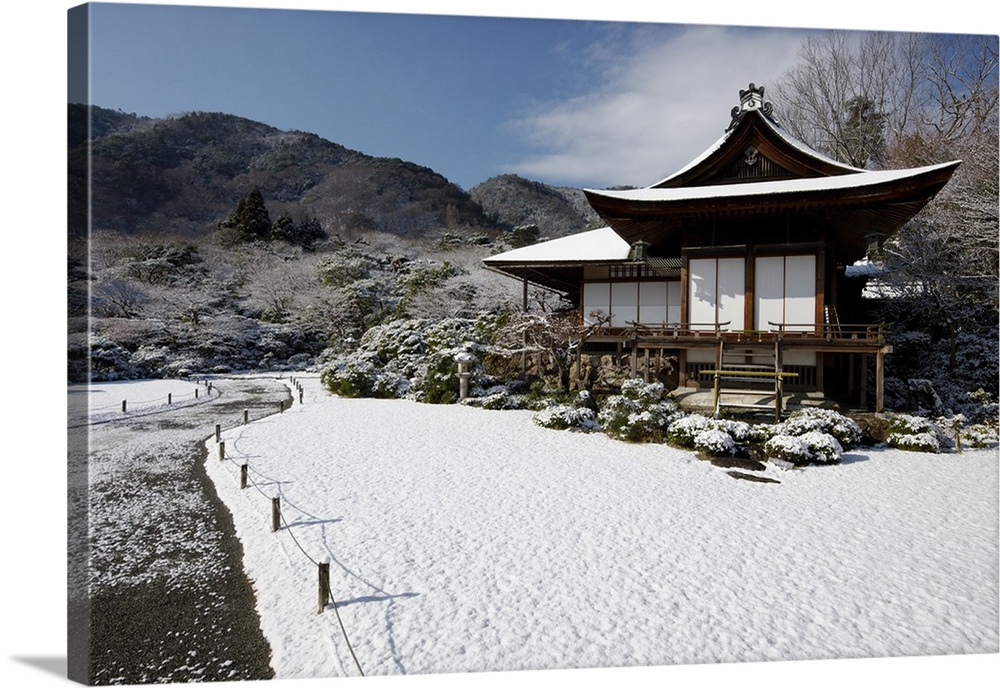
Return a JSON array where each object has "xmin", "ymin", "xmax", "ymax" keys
[{"xmin": 505, "ymin": 24, "xmax": 812, "ymax": 188}]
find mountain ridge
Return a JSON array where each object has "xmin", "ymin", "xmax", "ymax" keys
[{"xmin": 68, "ymin": 105, "xmax": 600, "ymax": 241}]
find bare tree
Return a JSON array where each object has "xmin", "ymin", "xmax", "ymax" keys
[
  {"xmin": 771, "ymin": 32, "xmax": 926, "ymax": 168},
  {"xmin": 775, "ymin": 31, "xmax": 999, "ymax": 371}
]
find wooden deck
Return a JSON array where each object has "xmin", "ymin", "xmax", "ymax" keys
[{"xmin": 579, "ymin": 321, "xmax": 892, "ymax": 412}]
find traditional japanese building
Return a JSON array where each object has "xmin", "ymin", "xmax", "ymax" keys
[{"xmin": 484, "ymin": 83, "xmax": 960, "ymax": 414}]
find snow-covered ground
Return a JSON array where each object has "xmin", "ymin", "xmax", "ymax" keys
[{"xmin": 202, "ymin": 374, "xmax": 999, "ymax": 681}]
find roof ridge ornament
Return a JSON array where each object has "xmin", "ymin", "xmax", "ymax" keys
[{"xmin": 727, "ymin": 82, "xmax": 778, "ymax": 131}]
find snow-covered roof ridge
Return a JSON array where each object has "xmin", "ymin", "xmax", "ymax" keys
[
  {"xmin": 586, "ymin": 160, "xmax": 962, "ymax": 203},
  {"xmin": 649, "ymin": 83, "xmax": 863, "ymax": 187}
]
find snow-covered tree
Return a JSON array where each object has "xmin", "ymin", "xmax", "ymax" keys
[{"xmin": 774, "ymin": 31, "xmax": 998, "ymax": 397}]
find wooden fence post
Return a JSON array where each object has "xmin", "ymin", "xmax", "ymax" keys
[
  {"xmin": 195, "ymin": 388, "xmax": 199, "ymax": 399},
  {"xmin": 215, "ymin": 424, "xmax": 221, "ymax": 442},
  {"xmin": 122, "ymin": 400, "xmax": 127, "ymax": 413},
  {"xmin": 243, "ymin": 409, "xmax": 249, "ymax": 424},
  {"xmin": 218, "ymin": 441, "xmax": 225, "ymax": 461},
  {"xmin": 279, "ymin": 400, "xmax": 284, "ymax": 414},
  {"xmin": 240, "ymin": 464, "xmax": 248, "ymax": 489},
  {"xmin": 271, "ymin": 497, "xmax": 281, "ymax": 532},
  {"xmin": 318, "ymin": 560, "xmax": 331, "ymax": 614},
  {"xmin": 168, "ymin": 393, "xmax": 172, "ymax": 405},
  {"xmin": 299, "ymin": 390, "xmax": 304, "ymax": 404}
]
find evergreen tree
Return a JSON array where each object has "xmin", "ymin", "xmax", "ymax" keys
[
  {"xmin": 218, "ymin": 188, "xmax": 273, "ymax": 244},
  {"xmin": 272, "ymin": 214, "xmax": 327, "ymax": 249}
]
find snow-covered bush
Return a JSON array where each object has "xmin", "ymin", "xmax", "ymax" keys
[
  {"xmin": 468, "ymin": 386, "xmax": 524, "ymax": 411},
  {"xmin": 764, "ymin": 434, "xmax": 812, "ymax": 465},
  {"xmin": 888, "ymin": 432, "xmax": 941, "ymax": 453},
  {"xmin": 885, "ymin": 413, "xmax": 942, "ymax": 453},
  {"xmin": 782, "ymin": 408, "xmax": 861, "ymax": 449},
  {"xmin": 321, "ymin": 317, "xmax": 491, "ymax": 403},
  {"xmin": 665, "ymin": 414, "xmax": 710, "ymax": 448},
  {"xmin": 693, "ymin": 428, "xmax": 736, "ymax": 457},
  {"xmin": 707, "ymin": 418, "xmax": 752, "ymax": 443},
  {"xmin": 887, "ymin": 413, "xmax": 934, "ymax": 436},
  {"xmin": 798, "ymin": 431, "xmax": 843, "ymax": 464},
  {"xmin": 320, "ymin": 351, "xmax": 407, "ymax": 398},
  {"xmin": 961, "ymin": 423, "xmax": 999, "ymax": 448},
  {"xmin": 748, "ymin": 422, "xmax": 785, "ymax": 444},
  {"xmin": 89, "ymin": 336, "xmax": 137, "ymax": 381},
  {"xmin": 764, "ymin": 430, "xmax": 842, "ymax": 465},
  {"xmin": 598, "ymin": 379, "xmax": 679, "ymax": 442},
  {"xmin": 533, "ymin": 404, "xmax": 599, "ymax": 432},
  {"xmin": 669, "ymin": 417, "xmax": 750, "ymax": 456}
]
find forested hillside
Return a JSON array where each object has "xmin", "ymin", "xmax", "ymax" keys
[
  {"xmin": 67, "ymin": 106, "xmax": 600, "ymax": 383},
  {"xmin": 68, "ymin": 105, "xmax": 508, "ymax": 239}
]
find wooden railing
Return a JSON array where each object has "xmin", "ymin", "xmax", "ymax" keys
[{"xmin": 610, "ymin": 321, "xmax": 884, "ymax": 344}]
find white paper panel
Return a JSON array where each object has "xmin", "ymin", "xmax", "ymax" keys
[
  {"xmin": 667, "ymin": 281, "xmax": 681, "ymax": 324},
  {"xmin": 582, "ymin": 282, "xmax": 610, "ymax": 325},
  {"xmin": 716, "ymin": 257, "xmax": 745, "ymax": 331},
  {"xmin": 688, "ymin": 258, "xmax": 717, "ymax": 330},
  {"xmin": 638, "ymin": 281, "xmax": 668, "ymax": 324},
  {"xmin": 755, "ymin": 255, "xmax": 785, "ymax": 330},
  {"xmin": 784, "ymin": 254, "xmax": 816, "ymax": 332},
  {"xmin": 610, "ymin": 282, "xmax": 638, "ymax": 328}
]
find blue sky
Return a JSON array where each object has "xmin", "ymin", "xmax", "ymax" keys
[{"xmin": 73, "ymin": 1, "xmax": 991, "ymax": 190}]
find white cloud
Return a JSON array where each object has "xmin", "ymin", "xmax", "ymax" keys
[{"xmin": 505, "ymin": 24, "xmax": 813, "ymax": 188}]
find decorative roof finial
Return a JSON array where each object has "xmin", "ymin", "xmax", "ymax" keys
[{"xmin": 727, "ymin": 82, "xmax": 777, "ymax": 131}]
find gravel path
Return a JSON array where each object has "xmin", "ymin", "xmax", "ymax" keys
[{"xmin": 69, "ymin": 376, "xmax": 293, "ymax": 685}]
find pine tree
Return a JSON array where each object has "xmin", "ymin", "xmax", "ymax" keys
[{"xmin": 218, "ymin": 188, "xmax": 273, "ymax": 244}]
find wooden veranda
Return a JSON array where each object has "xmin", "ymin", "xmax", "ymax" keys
[{"xmin": 581, "ymin": 320, "xmax": 891, "ymax": 415}]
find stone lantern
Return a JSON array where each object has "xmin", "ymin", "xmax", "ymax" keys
[{"xmin": 455, "ymin": 351, "xmax": 475, "ymax": 401}]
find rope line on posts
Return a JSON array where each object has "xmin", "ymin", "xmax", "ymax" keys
[
  {"xmin": 72, "ymin": 378, "xmax": 224, "ymax": 428},
  {"xmin": 211, "ymin": 378, "xmax": 365, "ymax": 677}
]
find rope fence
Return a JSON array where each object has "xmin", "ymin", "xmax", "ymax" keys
[
  {"xmin": 210, "ymin": 375, "xmax": 366, "ymax": 677},
  {"xmin": 74, "ymin": 378, "xmax": 224, "ymax": 427}
]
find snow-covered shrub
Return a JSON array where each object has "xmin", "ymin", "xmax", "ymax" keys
[
  {"xmin": 748, "ymin": 422, "xmax": 784, "ymax": 444},
  {"xmin": 665, "ymin": 414, "xmax": 710, "ymax": 448},
  {"xmin": 967, "ymin": 388, "xmax": 999, "ymax": 423},
  {"xmin": 89, "ymin": 336, "xmax": 135, "ymax": 381},
  {"xmin": 798, "ymin": 431, "xmax": 843, "ymax": 464},
  {"xmin": 468, "ymin": 386, "xmax": 524, "ymax": 411},
  {"xmin": 321, "ymin": 317, "xmax": 490, "ymax": 403},
  {"xmin": 706, "ymin": 418, "xmax": 752, "ymax": 443},
  {"xmin": 961, "ymin": 423, "xmax": 999, "ymax": 448},
  {"xmin": 764, "ymin": 430, "xmax": 842, "ymax": 465},
  {"xmin": 533, "ymin": 404, "xmax": 599, "ymax": 432},
  {"xmin": 320, "ymin": 351, "xmax": 406, "ymax": 398},
  {"xmin": 783, "ymin": 408, "xmax": 862, "ymax": 449},
  {"xmin": 888, "ymin": 432, "xmax": 941, "ymax": 453},
  {"xmin": 598, "ymin": 379, "xmax": 680, "ymax": 442},
  {"xmin": 885, "ymin": 413, "xmax": 941, "ymax": 453},
  {"xmin": 669, "ymin": 417, "xmax": 751, "ymax": 456},
  {"xmin": 693, "ymin": 428, "xmax": 736, "ymax": 457},
  {"xmin": 886, "ymin": 413, "xmax": 933, "ymax": 434},
  {"xmin": 764, "ymin": 434, "xmax": 812, "ymax": 465},
  {"xmin": 414, "ymin": 349, "xmax": 466, "ymax": 404}
]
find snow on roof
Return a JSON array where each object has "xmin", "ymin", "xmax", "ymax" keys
[
  {"xmin": 587, "ymin": 162, "xmax": 959, "ymax": 204},
  {"xmin": 649, "ymin": 110, "xmax": 862, "ymax": 187},
  {"xmin": 845, "ymin": 257, "xmax": 885, "ymax": 278},
  {"xmin": 484, "ymin": 226, "xmax": 630, "ymax": 264}
]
